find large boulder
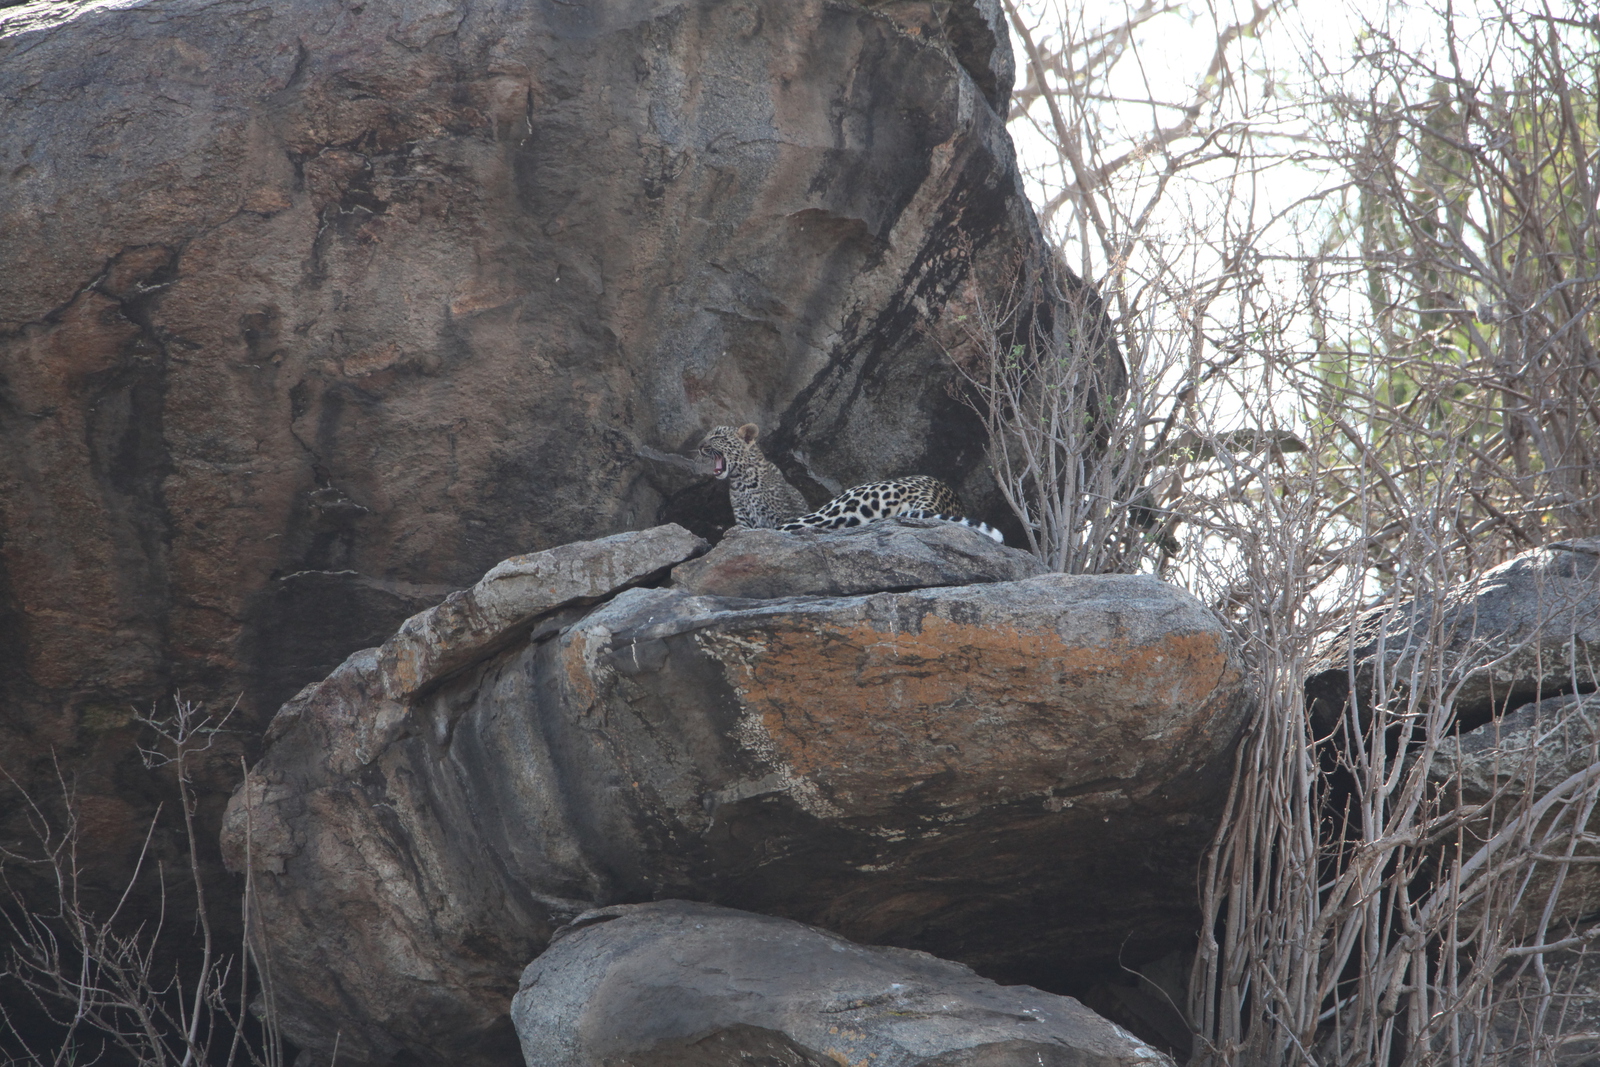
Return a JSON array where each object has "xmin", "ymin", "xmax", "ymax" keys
[
  {"xmin": 1306, "ymin": 540, "xmax": 1600, "ymax": 1052},
  {"xmin": 220, "ymin": 525, "xmax": 708, "ymax": 1065},
  {"xmin": 223, "ymin": 522, "xmax": 1249, "ymax": 1065},
  {"xmin": 0, "ymin": 0, "xmax": 1057, "ymax": 950},
  {"xmin": 511, "ymin": 899, "xmax": 1176, "ymax": 1067},
  {"xmin": 1427, "ymin": 691, "xmax": 1600, "ymax": 931},
  {"xmin": 1307, "ymin": 539, "xmax": 1600, "ymax": 734}
]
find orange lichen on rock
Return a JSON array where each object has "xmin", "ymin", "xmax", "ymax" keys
[{"xmin": 702, "ymin": 606, "xmax": 1240, "ymax": 810}]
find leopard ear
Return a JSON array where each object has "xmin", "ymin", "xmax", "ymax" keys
[{"xmin": 737, "ymin": 423, "xmax": 760, "ymax": 444}]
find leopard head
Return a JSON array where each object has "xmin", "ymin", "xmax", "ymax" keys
[{"xmin": 698, "ymin": 423, "xmax": 762, "ymax": 481}]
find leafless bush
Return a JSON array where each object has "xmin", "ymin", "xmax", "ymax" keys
[
  {"xmin": 999, "ymin": 0, "xmax": 1600, "ymax": 1063},
  {"xmin": 1188, "ymin": 521, "xmax": 1600, "ymax": 1066},
  {"xmin": 1303, "ymin": 0, "xmax": 1600, "ymax": 578},
  {"xmin": 0, "ymin": 698, "xmax": 284, "ymax": 1067},
  {"xmin": 944, "ymin": 264, "xmax": 1175, "ymax": 573}
]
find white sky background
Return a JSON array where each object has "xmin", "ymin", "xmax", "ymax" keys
[
  {"xmin": 1004, "ymin": 0, "xmax": 1557, "ymax": 285},
  {"xmin": 1002, "ymin": 0, "xmax": 1351, "ymax": 433},
  {"xmin": 998, "ymin": 0, "xmax": 1591, "ymax": 593},
  {"xmin": 1000, "ymin": 0, "xmax": 1568, "ymax": 426},
  {"xmin": 1004, "ymin": 0, "xmax": 1529, "ymax": 274}
]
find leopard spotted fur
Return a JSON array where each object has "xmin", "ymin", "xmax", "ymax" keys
[{"xmin": 698, "ymin": 423, "xmax": 1002, "ymax": 542}]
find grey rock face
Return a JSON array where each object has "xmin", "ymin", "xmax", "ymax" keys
[
  {"xmin": 1312, "ymin": 541, "xmax": 1600, "ymax": 972},
  {"xmin": 1432, "ymin": 692, "xmax": 1600, "ymax": 805},
  {"xmin": 512, "ymin": 900, "xmax": 1175, "ymax": 1067},
  {"xmin": 670, "ymin": 519, "xmax": 1048, "ymax": 598},
  {"xmin": 1486, "ymin": 942, "xmax": 1600, "ymax": 1067},
  {"xmin": 224, "ymin": 531, "xmax": 1247, "ymax": 1066},
  {"xmin": 0, "ymin": 0, "xmax": 1055, "ymax": 934},
  {"xmin": 1308, "ymin": 539, "xmax": 1600, "ymax": 733},
  {"xmin": 219, "ymin": 526, "xmax": 708, "ymax": 1065},
  {"xmin": 1428, "ymin": 691, "xmax": 1600, "ymax": 931}
]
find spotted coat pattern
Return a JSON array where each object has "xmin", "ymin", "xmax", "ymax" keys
[
  {"xmin": 778, "ymin": 475, "xmax": 962, "ymax": 530},
  {"xmin": 700, "ymin": 423, "xmax": 1002, "ymax": 542}
]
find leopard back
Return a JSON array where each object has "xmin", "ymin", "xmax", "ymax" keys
[
  {"xmin": 778, "ymin": 475, "xmax": 1001, "ymax": 541},
  {"xmin": 775, "ymin": 476, "xmax": 953, "ymax": 529},
  {"xmin": 699, "ymin": 424, "xmax": 1001, "ymax": 542}
]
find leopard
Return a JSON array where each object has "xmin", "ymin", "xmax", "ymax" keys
[
  {"xmin": 698, "ymin": 423, "xmax": 1002, "ymax": 543},
  {"xmin": 698, "ymin": 423, "xmax": 810, "ymax": 528}
]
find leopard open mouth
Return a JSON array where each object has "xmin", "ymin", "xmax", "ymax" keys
[{"xmin": 701, "ymin": 448, "xmax": 728, "ymax": 478}]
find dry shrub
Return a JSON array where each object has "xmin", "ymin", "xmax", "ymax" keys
[
  {"xmin": 995, "ymin": 0, "xmax": 1600, "ymax": 1062},
  {"xmin": 1, "ymin": 699, "xmax": 287, "ymax": 1067}
]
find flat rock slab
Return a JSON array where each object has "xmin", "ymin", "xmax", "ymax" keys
[
  {"xmin": 670, "ymin": 518, "xmax": 1047, "ymax": 598},
  {"xmin": 585, "ymin": 575, "xmax": 1237, "ymax": 823},
  {"xmin": 544, "ymin": 573, "xmax": 1247, "ymax": 983},
  {"xmin": 513, "ymin": 900, "xmax": 1175, "ymax": 1067},
  {"xmin": 225, "ymin": 545, "xmax": 1247, "ymax": 1065},
  {"xmin": 1429, "ymin": 691, "xmax": 1600, "ymax": 929},
  {"xmin": 376, "ymin": 523, "xmax": 709, "ymax": 707},
  {"xmin": 1308, "ymin": 539, "xmax": 1600, "ymax": 732}
]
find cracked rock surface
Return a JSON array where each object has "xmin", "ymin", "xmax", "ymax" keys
[
  {"xmin": 512, "ymin": 900, "xmax": 1176, "ymax": 1067},
  {"xmin": 223, "ymin": 522, "xmax": 1247, "ymax": 1066},
  {"xmin": 0, "ymin": 0, "xmax": 1060, "ymax": 988},
  {"xmin": 1307, "ymin": 539, "xmax": 1600, "ymax": 734}
]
